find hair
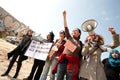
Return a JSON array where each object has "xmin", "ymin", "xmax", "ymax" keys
[
  {"xmin": 77, "ymin": 28, "xmax": 81, "ymax": 39},
  {"xmin": 49, "ymin": 31, "xmax": 55, "ymax": 41},
  {"xmin": 59, "ymin": 30, "xmax": 65, "ymax": 35},
  {"xmin": 26, "ymin": 30, "xmax": 33, "ymax": 37},
  {"xmin": 73, "ymin": 28, "xmax": 81, "ymax": 40},
  {"xmin": 85, "ymin": 34, "xmax": 104, "ymax": 45}
]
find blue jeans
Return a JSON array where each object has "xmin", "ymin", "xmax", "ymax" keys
[
  {"xmin": 50, "ymin": 57, "xmax": 58, "ymax": 80},
  {"xmin": 40, "ymin": 58, "xmax": 51, "ymax": 80},
  {"xmin": 56, "ymin": 58, "xmax": 68, "ymax": 80},
  {"xmin": 40, "ymin": 57, "xmax": 59, "ymax": 80}
]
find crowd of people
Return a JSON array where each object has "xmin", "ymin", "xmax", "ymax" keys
[{"xmin": 1, "ymin": 11, "xmax": 120, "ymax": 80}]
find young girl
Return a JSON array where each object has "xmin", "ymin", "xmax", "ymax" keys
[{"xmin": 102, "ymin": 49, "xmax": 120, "ymax": 80}]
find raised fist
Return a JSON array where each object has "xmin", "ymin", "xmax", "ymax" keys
[
  {"xmin": 63, "ymin": 10, "xmax": 66, "ymax": 17},
  {"xmin": 108, "ymin": 27, "xmax": 116, "ymax": 34}
]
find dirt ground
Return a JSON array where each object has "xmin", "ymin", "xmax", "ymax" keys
[{"xmin": 0, "ymin": 39, "xmax": 34, "ymax": 80}]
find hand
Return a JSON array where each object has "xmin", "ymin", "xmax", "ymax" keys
[
  {"xmin": 63, "ymin": 10, "xmax": 66, "ymax": 17},
  {"xmin": 87, "ymin": 36, "xmax": 93, "ymax": 44},
  {"xmin": 108, "ymin": 27, "xmax": 116, "ymax": 34},
  {"xmin": 63, "ymin": 10, "xmax": 68, "ymax": 28},
  {"xmin": 39, "ymin": 41, "xmax": 43, "ymax": 44}
]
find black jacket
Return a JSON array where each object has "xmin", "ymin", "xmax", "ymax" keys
[
  {"xmin": 102, "ymin": 58, "xmax": 120, "ymax": 80},
  {"xmin": 19, "ymin": 35, "xmax": 32, "ymax": 54},
  {"xmin": 8, "ymin": 35, "xmax": 32, "ymax": 59}
]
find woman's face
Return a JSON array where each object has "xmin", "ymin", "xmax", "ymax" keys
[
  {"xmin": 27, "ymin": 31, "xmax": 33, "ymax": 35},
  {"xmin": 112, "ymin": 52, "xmax": 119, "ymax": 59},
  {"xmin": 89, "ymin": 35, "xmax": 99, "ymax": 42},
  {"xmin": 72, "ymin": 29, "xmax": 80, "ymax": 38},
  {"xmin": 59, "ymin": 33, "xmax": 65, "ymax": 39},
  {"xmin": 47, "ymin": 34, "xmax": 51, "ymax": 40},
  {"xmin": 87, "ymin": 36, "xmax": 93, "ymax": 43},
  {"xmin": 93, "ymin": 35, "xmax": 99, "ymax": 42}
]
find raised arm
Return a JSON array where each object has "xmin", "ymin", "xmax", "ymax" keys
[
  {"xmin": 63, "ymin": 10, "xmax": 71, "ymax": 39},
  {"xmin": 108, "ymin": 27, "xmax": 119, "ymax": 48}
]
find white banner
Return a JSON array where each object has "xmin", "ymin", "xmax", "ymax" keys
[{"xmin": 25, "ymin": 40, "xmax": 52, "ymax": 61}]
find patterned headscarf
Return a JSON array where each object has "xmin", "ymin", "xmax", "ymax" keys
[{"xmin": 108, "ymin": 49, "xmax": 120, "ymax": 67}]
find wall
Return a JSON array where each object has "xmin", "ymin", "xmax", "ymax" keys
[{"xmin": 0, "ymin": 7, "xmax": 29, "ymax": 38}]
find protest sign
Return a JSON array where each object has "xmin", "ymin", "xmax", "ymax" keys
[
  {"xmin": 25, "ymin": 40, "xmax": 52, "ymax": 61},
  {"xmin": 64, "ymin": 40, "xmax": 77, "ymax": 52}
]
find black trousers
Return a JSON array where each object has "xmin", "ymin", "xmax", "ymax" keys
[
  {"xmin": 28, "ymin": 59, "xmax": 45, "ymax": 80},
  {"xmin": 4, "ymin": 52, "xmax": 26, "ymax": 78},
  {"xmin": 7, "ymin": 45, "xmax": 21, "ymax": 58}
]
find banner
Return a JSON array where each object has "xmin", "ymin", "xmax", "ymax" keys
[{"xmin": 25, "ymin": 40, "xmax": 52, "ymax": 61}]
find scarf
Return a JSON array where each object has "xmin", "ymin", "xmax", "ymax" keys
[{"xmin": 108, "ymin": 49, "xmax": 120, "ymax": 67}]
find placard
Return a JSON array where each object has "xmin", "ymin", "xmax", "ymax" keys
[
  {"xmin": 25, "ymin": 40, "xmax": 52, "ymax": 61},
  {"xmin": 64, "ymin": 40, "xmax": 77, "ymax": 52}
]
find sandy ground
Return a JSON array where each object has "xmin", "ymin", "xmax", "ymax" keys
[{"xmin": 0, "ymin": 39, "xmax": 34, "ymax": 80}]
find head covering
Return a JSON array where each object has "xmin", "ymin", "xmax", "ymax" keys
[{"xmin": 108, "ymin": 49, "xmax": 120, "ymax": 67}]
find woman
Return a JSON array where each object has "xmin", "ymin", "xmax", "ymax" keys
[
  {"xmin": 48, "ymin": 30, "xmax": 66, "ymax": 80},
  {"xmin": 102, "ymin": 49, "xmax": 120, "ymax": 80},
  {"xmin": 56, "ymin": 10, "xmax": 83, "ymax": 80},
  {"xmin": 23, "ymin": 31, "xmax": 55, "ymax": 80},
  {"xmin": 1, "ymin": 30, "xmax": 33, "ymax": 78},
  {"xmin": 40, "ymin": 31, "xmax": 66, "ymax": 80},
  {"xmin": 79, "ymin": 27, "xmax": 119, "ymax": 80}
]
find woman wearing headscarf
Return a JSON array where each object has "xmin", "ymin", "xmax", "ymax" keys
[{"xmin": 102, "ymin": 49, "xmax": 120, "ymax": 80}]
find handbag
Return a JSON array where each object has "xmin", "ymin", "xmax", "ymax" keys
[{"xmin": 48, "ymin": 39, "xmax": 62, "ymax": 60}]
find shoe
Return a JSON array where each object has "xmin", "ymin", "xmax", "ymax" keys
[
  {"xmin": 13, "ymin": 75, "xmax": 18, "ymax": 78},
  {"xmin": 7, "ymin": 53, "xmax": 11, "ymax": 59},
  {"xmin": 1, "ymin": 73, "xmax": 8, "ymax": 76}
]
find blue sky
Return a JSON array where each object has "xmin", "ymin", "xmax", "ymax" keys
[{"xmin": 0, "ymin": 0, "xmax": 120, "ymax": 59}]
